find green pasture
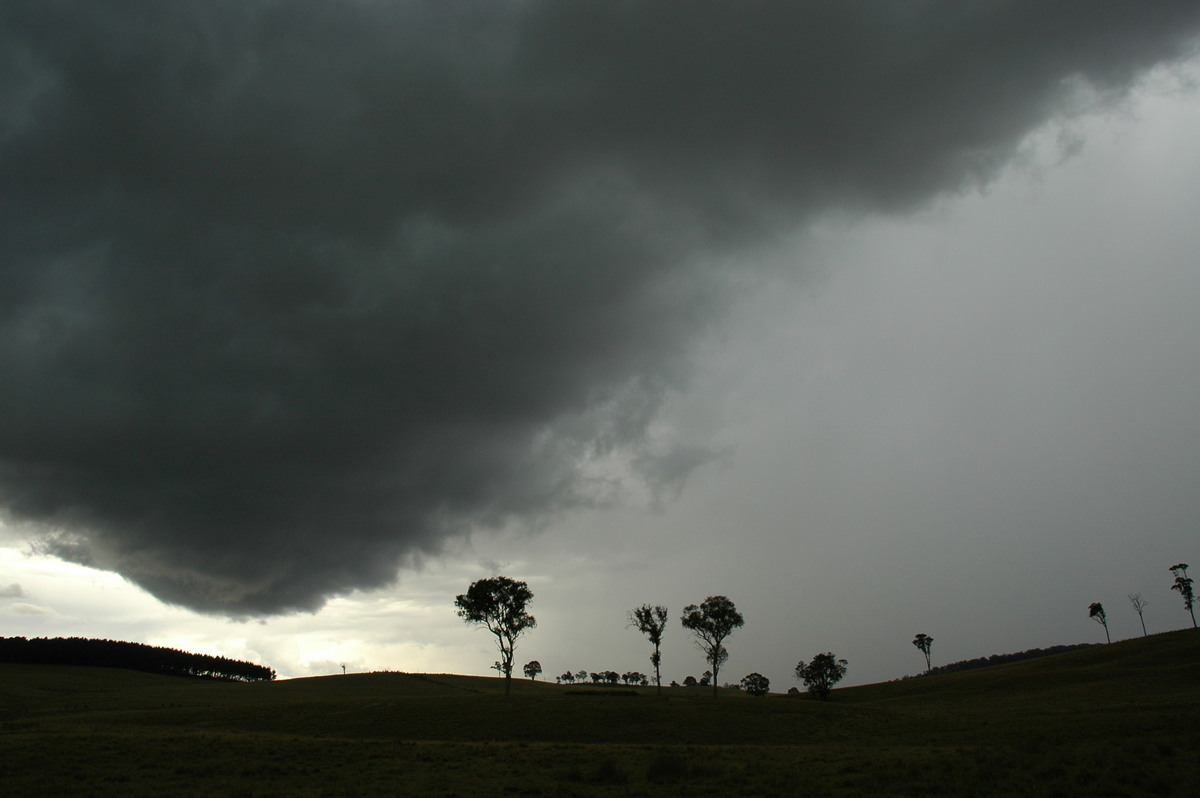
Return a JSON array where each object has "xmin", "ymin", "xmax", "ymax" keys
[{"xmin": 2, "ymin": 629, "xmax": 1197, "ymax": 796}]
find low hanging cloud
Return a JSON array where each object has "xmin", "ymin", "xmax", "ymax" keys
[{"xmin": 1, "ymin": 1, "xmax": 1198, "ymax": 615}]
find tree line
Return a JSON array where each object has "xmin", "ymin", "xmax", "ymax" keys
[
  {"xmin": 552, "ymin": 669, "xmax": 649, "ymax": 686},
  {"xmin": 0, "ymin": 637, "xmax": 276, "ymax": 682},
  {"xmin": 456, "ymin": 576, "xmax": 848, "ymax": 700},
  {"xmin": 457, "ymin": 562, "xmax": 1195, "ymax": 699}
]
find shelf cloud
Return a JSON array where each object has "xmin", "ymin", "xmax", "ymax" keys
[{"xmin": 2, "ymin": 1, "xmax": 1198, "ymax": 614}]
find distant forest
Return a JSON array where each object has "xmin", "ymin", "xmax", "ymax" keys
[
  {"xmin": 919, "ymin": 643, "xmax": 1094, "ymax": 678},
  {"xmin": 0, "ymin": 637, "xmax": 275, "ymax": 682}
]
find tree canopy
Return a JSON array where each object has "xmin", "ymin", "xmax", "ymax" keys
[
  {"xmin": 740, "ymin": 672, "xmax": 771, "ymax": 697},
  {"xmin": 796, "ymin": 652, "xmax": 848, "ymax": 700},
  {"xmin": 455, "ymin": 576, "xmax": 536, "ymax": 696},
  {"xmin": 681, "ymin": 595, "xmax": 744, "ymax": 699}
]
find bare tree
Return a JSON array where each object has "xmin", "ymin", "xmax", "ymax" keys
[
  {"xmin": 1169, "ymin": 563, "xmax": 1196, "ymax": 628},
  {"xmin": 681, "ymin": 596, "xmax": 744, "ymax": 699},
  {"xmin": 1128, "ymin": 593, "xmax": 1149, "ymax": 637},
  {"xmin": 1089, "ymin": 602, "xmax": 1110, "ymax": 643},
  {"xmin": 912, "ymin": 633, "xmax": 934, "ymax": 672},
  {"xmin": 629, "ymin": 604, "xmax": 669, "ymax": 697},
  {"xmin": 454, "ymin": 576, "xmax": 536, "ymax": 696}
]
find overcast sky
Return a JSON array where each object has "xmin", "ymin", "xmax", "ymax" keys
[{"xmin": 3, "ymin": 2, "xmax": 1199, "ymax": 689}]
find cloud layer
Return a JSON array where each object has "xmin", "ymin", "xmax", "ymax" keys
[{"xmin": 2, "ymin": 1, "xmax": 1198, "ymax": 614}]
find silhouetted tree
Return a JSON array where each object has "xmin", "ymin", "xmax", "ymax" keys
[
  {"xmin": 629, "ymin": 604, "xmax": 669, "ymax": 696},
  {"xmin": 1089, "ymin": 602, "xmax": 1110, "ymax": 643},
  {"xmin": 796, "ymin": 652, "xmax": 848, "ymax": 700},
  {"xmin": 1128, "ymin": 593, "xmax": 1149, "ymax": 637},
  {"xmin": 576, "ymin": 669, "xmax": 588, "ymax": 681},
  {"xmin": 1170, "ymin": 563, "xmax": 1196, "ymax": 628},
  {"xmin": 523, "ymin": 660, "xmax": 542, "ymax": 680},
  {"xmin": 683, "ymin": 675, "xmax": 698, "ymax": 687},
  {"xmin": 605, "ymin": 670, "xmax": 619, "ymax": 685},
  {"xmin": 912, "ymin": 633, "xmax": 934, "ymax": 672},
  {"xmin": 681, "ymin": 595, "xmax": 744, "ymax": 699},
  {"xmin": 699, "ymin": 670, "xmax": 712, "ymax": 687},
  {"xmin": 454, "ymin": 576, "xmax": 536, "ymax": 696},
  {"xmin": 740, "ymin": 672, "xmax": 770, "ymax": 697}
]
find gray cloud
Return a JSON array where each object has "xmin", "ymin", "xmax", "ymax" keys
[
  {"xmin": 0, "ymin": 583, "xmax": 26, "ymax": 599},
  {"xmin": 9, "ymin": 603, "xmax": 54, "ymax": 617},
  {"xmin": 1, "ymin": 1, "xmax": 1198, "ymax": 615}
]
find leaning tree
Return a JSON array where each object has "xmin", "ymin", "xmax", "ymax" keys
[
  {"xmin": 912, "ymin": 633, "xmax": 934, "ymax": 672},
  {"xmin": 454, "ymin": 576, "xmax": 536, "ymax": 696},
  {"xmin": 1089, "ymin": 601, "xmax": 1110, "ymax": 643},
  {"xmin": 681, "ymin": 595, "xmax": 744, "ymax": 699}
]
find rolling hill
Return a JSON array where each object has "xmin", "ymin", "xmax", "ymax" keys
[{"xmin": 2, "ymin": 628, "xmax": 1196, "ymax": 796}]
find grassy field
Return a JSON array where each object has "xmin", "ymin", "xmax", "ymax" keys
[{"xmin": 2, "ymin": 629, "xmax": 1197, "ymax": 796}]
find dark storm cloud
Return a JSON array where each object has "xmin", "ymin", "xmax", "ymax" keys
[{"xmin": 1, "ymin": 1, "xmax": 1198, "ymax": 614}]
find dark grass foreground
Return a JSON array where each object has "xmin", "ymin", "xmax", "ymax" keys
[{"xmin": 2, "ymin": 629, "xmax": 1197, "ymax": 796}]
